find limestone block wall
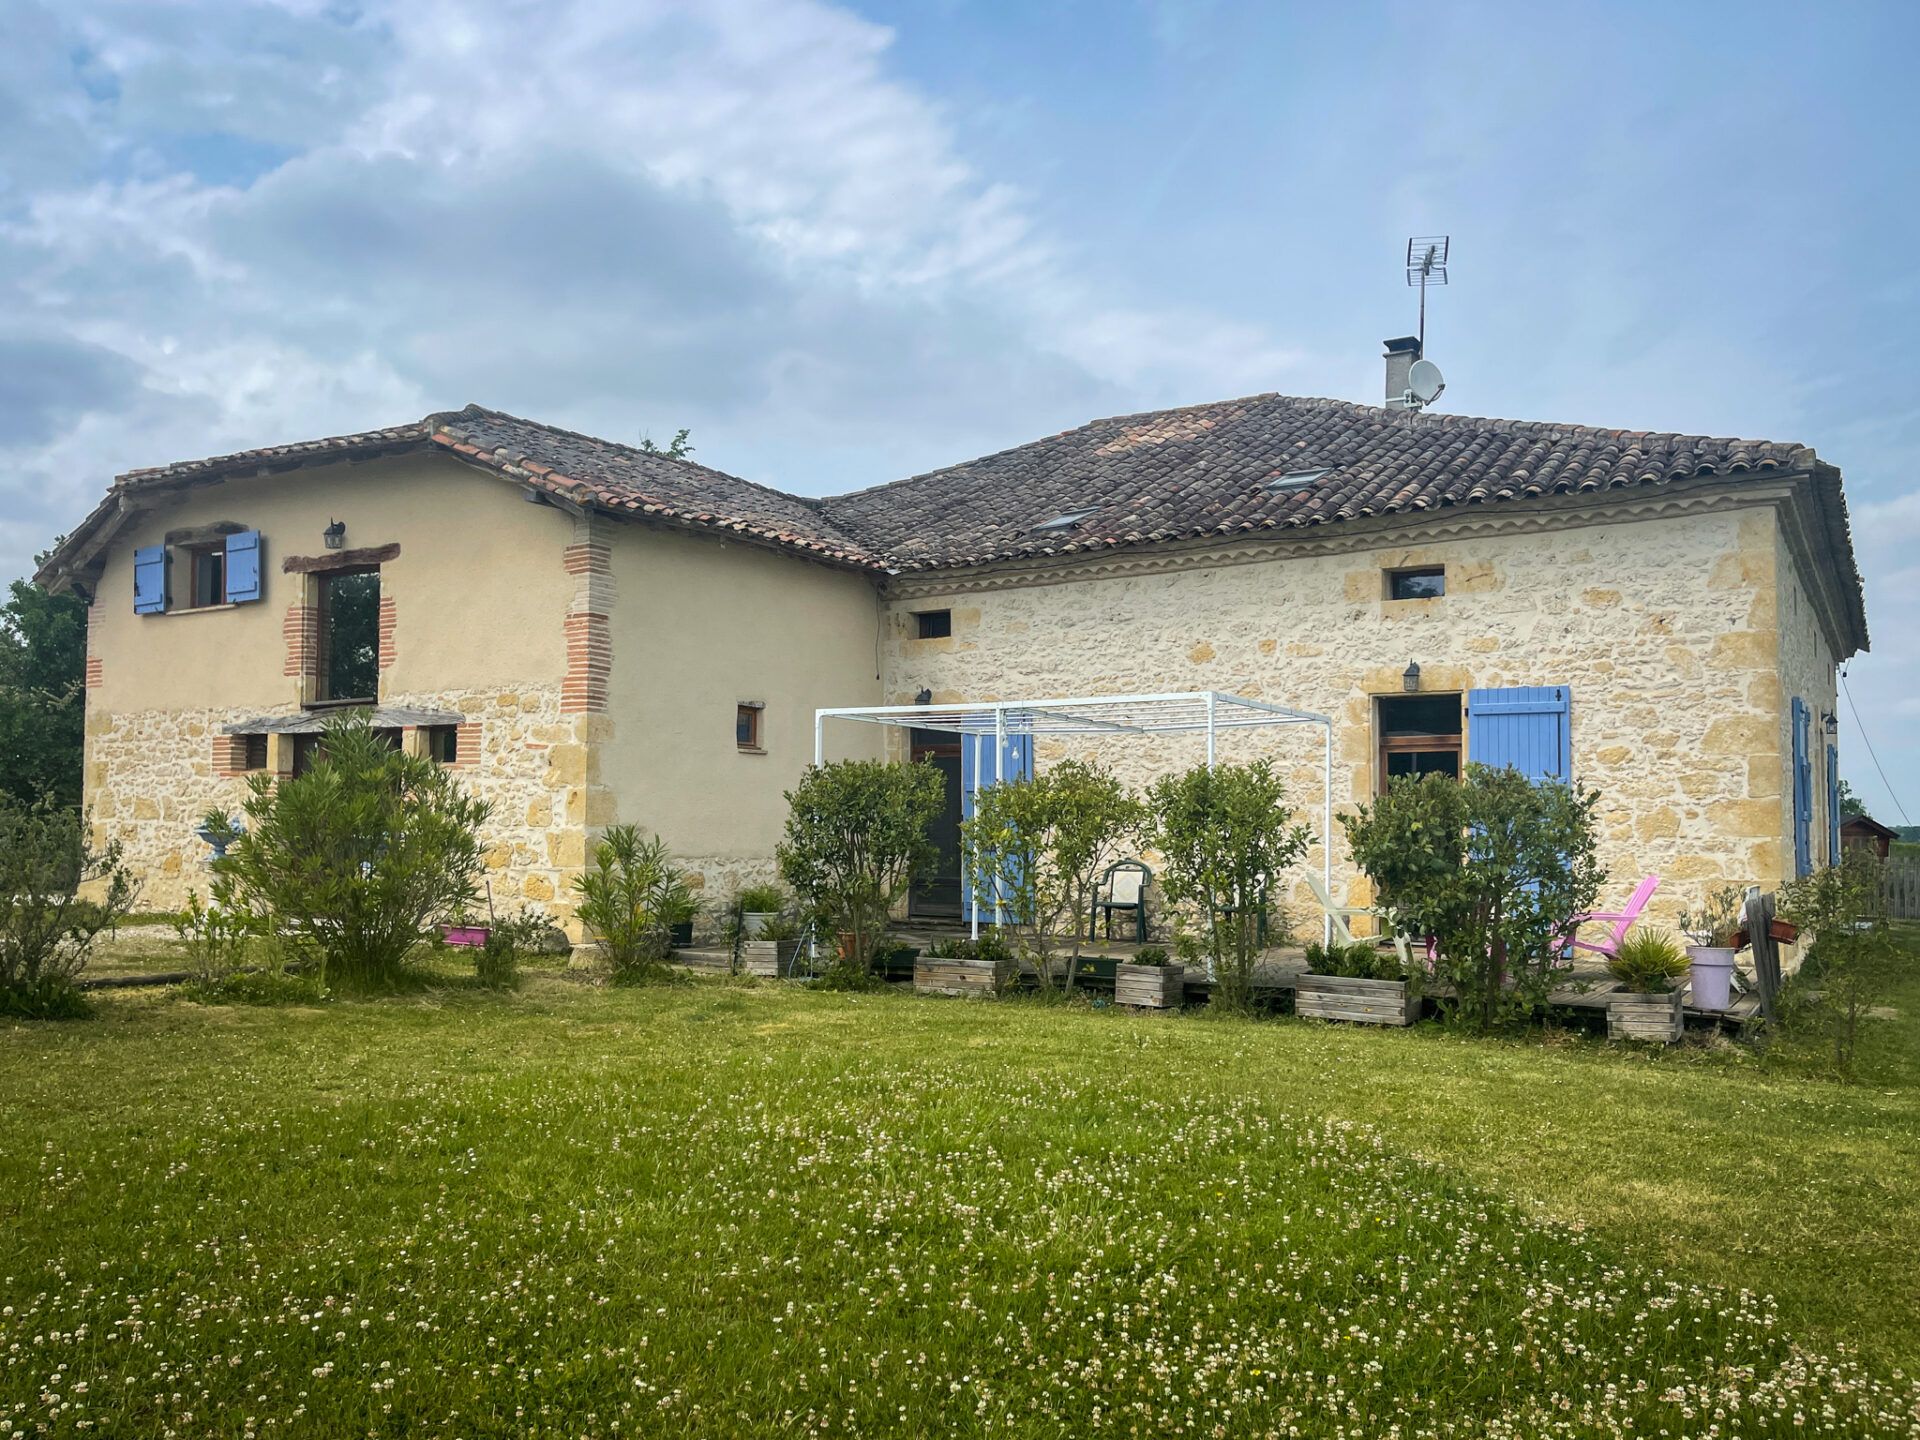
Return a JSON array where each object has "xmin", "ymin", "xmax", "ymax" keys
[
  {"xmin": 881, "ymin": 499, "xmax": 1811, "ymax": 933},
  {"xmin": 1775, "ymin": 526, "xmax": 1842, "ymax": 872}
]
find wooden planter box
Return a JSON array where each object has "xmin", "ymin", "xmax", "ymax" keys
[
  {"xmin": 740, "ymin": 939, "xmax": 800, "ymax": 977},
  {"xmin": 914, "ymin": 957, "xmax": 997, "ymax": 997},
  {"xmin": 1114, "ymin": 962, "xmax": 1185, "ymax": 1008},
  {"xmin": 1608, "ymin": 989, "xmax": 1684, "ymax": 1043},
  {"xmin": 1295, "ymin": 973, "xmax": 1419, "ymax": 1026}
]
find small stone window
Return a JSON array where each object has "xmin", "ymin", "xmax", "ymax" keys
[
  {"xmin": 1386, "ymin": 566, "xmax": 1445, "ymax": 601},
  {"xmin": 915, "ymin": 609, "xmax": 952, "ymax": 639},
  {"xmin": 241, "ymin": 733, "xmax": 269, "ymax": 772},
  {"xmin": 424, "ymin": 725, "xmax": 460, "ymax": 764},
  {"xmin": 737, "ymin": 702, "xmax": 765, "ymax": 753}
]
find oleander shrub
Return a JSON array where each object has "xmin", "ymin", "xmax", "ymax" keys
[
  {"xmin": 572, "ymin": 826, "xmax": 698, "ymax": 983},
  {"xmin": 0, "ymin": 799, "xmax": 136, "ymax": 1018}
]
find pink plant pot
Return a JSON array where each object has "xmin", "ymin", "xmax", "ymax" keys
[{"xmin": 442, "ymin": 924, "xmax": 491, "ymax": 948}]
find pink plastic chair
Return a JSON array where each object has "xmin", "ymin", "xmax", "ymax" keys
[{"xmin": 1558, "ymin": 874, "xmax": 1661, "ymax": 960}]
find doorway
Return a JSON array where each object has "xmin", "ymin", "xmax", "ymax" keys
[{"xmin": 909, "ymin": 728, "xmax": 963, "ymax": 917}]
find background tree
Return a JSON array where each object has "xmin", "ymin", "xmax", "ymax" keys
[
  {"xmin": 207, "ymin": 709, "xmax": 489, "ymax": 989},
  {"xmin": 0, "ymin": 574, "xmax": 87, "ymax": 810},
  {"xmin": 1144, "ymin": 760, "xmax": 1309, "ymax": 1013},
  {"xmin": 1836, "ymin": 778, "xmax": 1866, "ymax": 820},
  {"xmin": 1343, "ymin": 765, "xmax": 1604, "ymax": 1032},
  {"xmin": 961, "ymin": 759, "xmax": 1142, "ymax": 994},
  {"xmin": 778, "ymin": 759, "xmax": 942, "ymax": 977}
]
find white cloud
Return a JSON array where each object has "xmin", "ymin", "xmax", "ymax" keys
[{"xmin": 0, "ymin": 0, "xmax": 1313, "ymax": 588}]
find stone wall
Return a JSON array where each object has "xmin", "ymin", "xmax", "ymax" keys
[
  {"xmin": 1775, "ymin": 523, "xmax": 1842, "ymax": 873},
  {"xmin": 880, "ymin": 497, "xmax": 1812, "ymax": 934},
  {"xmin": 82, "ymin": 683, "xmax": 593, "ymax": 921}
]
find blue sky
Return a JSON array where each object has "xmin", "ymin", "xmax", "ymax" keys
[{"xmin": 4, "ymin": 0, "xmax": 1916, "ymax": 815}]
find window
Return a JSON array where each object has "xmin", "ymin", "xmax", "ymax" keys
[
  {"xmin": 1264, "ymin": 468, "xmax": 1328, "ymax": 491},
  {"xmin": 736, "ymin": 703, "xmax": 764, "ymax": 752},
  {"xmin": 1377, "ymin": 694, "xmax": 1462, "ymax": 785},
  {"xmin": 915, "ymin": 609, "xmax": 952, "ymax": 639},
  {"xmin": 186, "ymin": 544, "xmax": 227, "ymax": 608},
  {"xmin": 133, "ymin": 529, "xmax": 261, "ymax": 614},
  {"xmin": 291, "ymin": 733, "xmax": 325, "ymax": 778},
  {"xmin": 424, "ymin": 725, "xmax": 461, "ymax": 764},
  {"xmin": 241, "ymin": 733, "xmax": 269, "ymax": 772},
  {"xmin": 1032, "ymin": 507, "xmax": 1098, "ymax": 533},
  {"xmin": 1386, "ymin": 566, "xmax": 1445, "ymax": 601},
  {"xmin": 316, "ymin": 568, "xmax": 381, "ymax": 702}
]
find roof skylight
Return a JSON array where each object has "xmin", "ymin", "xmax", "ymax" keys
[
  {"xmin": 1032, "ymin": 507, "xmax": 1099, "ymax": 533},
  {"xmin": 1264, "ymin": 468, "xmax": 1329, "ymax": 491}
]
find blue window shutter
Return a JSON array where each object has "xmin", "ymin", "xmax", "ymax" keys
[
  {"xmin": 225, "ymin": 529, "xmax": 262, "ymax": 603},
  {"xmin": 960, "ymin": 722, "xmax": 1034, "ymax": 923},
  {"xmin": 1791, "ymin": 698, "xmax": 1812, "ymax": 877},
  {"xmin": 132, "ymin": 545, "xmax": 167, "ymax": 614},
  {"xmin": 1466, "ymin": 686, "xmax": 1572, "ymax": 784},
  {"xmin": 1826, "ymin": 742, "xmax": 1840, "ymax": 866}
]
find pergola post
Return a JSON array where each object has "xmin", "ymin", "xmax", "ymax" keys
[{"xmin": 1322, "ymin": 721, "xmax": 1333, "ymax": 946}]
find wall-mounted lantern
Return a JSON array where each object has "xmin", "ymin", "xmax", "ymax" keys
[
  {"xmin": 323, "ymin": 519, "xmax": 347, "ymax": 550},
  {"xmin": 1823, "ymin": 709, "xmax": 1839, "ymax": 736},
  {"xmin": 1402, "ymin": 662, "xmax": 1421, "ymax": 693},
  {"xmin": 914, "ymin": 688, "xmax": 933, "ymax": 705}
]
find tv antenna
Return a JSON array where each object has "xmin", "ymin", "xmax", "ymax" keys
[{"xmin": 1405, "ymin": 235, "xmax": 1449, "ymax": 352}]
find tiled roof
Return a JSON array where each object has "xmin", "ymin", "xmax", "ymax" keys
[
  {"xmin": 818, "ymin": 392, "xmax": 1819, "ymax": 570},
  {"xmin": 36, "ymin": 392, "xmax": 1865, "ymax": 653},
  {"xmin": 426, "ymin": 407, "xmax": 880, "ymax": 568}
]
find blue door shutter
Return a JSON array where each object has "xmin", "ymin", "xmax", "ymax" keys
[
  {"xmin": 132, "ymin": 545, "xmax": 167, "ymax": 614},
  {"xmin": 961, "ymin": 723, "xmax": 1034, "ymax": 922},
  {"xmin": 225, "ymin": 529, "xmax": 262, "ymax": 603},
  {"xmin": 1791, "ymin": 697, "xmax": 1812, "ymax": 877},
  {"xmin": 1466, "ymin": 686, "xmax": 1572, "ymax": 784},
  {"xmin": 1826, "ymin": 742, "xmax": 1841, "ymax": 866}
]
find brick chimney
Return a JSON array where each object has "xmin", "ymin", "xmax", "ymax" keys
[{"xmin": 1383, "ymin": 336, "xmax": 1422, "ymax": 409}]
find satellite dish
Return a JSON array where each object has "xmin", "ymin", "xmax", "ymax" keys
[{"xmin": 1408, "ymin": 358, "xmax": 1446, "ymax": 406}]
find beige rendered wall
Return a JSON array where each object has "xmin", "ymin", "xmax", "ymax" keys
[
  {"xmin": 600, "ymin": 525, "xmax": 882, "ymax": 910},
  {"xmin": 880, "ymin": 500, "xmax": 1806, "ymax": 935},
  {"xmin": 81, "ymin": 453, "xmax": 586, "ymax": 913}
]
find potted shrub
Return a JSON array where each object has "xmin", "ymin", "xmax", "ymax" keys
[
  {"xmin": 1605, "ymin": 927, "xmax": 1689, "ymax": 1042},
  {"xmin": 735, "ymin": 883, "xmax": 788, "ymax": 940},
  {"xmin": 1295, "ymin": 940, "xmax": 1420, "ymax": 1026},
  {"xmin": 740, "ymin": 914, "xmax": 802, "ymax": 977},
  {"xmin": 1114, "ymin": 944, "xmax": 1185, "ymax": 1009},
  {"xmin": 1679, "ymin": 886, "xmax": 1745, "ymax": 1012}
]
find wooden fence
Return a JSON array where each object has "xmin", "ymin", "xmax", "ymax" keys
[{"xmin": 1886, "ymin": 860, "xmax": 1920, "ymax": 921}]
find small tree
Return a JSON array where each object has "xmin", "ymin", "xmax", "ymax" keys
[
  {"xmin": 778, "ymin": 760, "xmax": 943, "ymax": 977},
  {"xmin": 207, "ymin": 709, "xmax": 490, "ymax": 989},
  {"xmin": 1343, "ymin": 765, "xmax": 1604, "ymax": 1032},
  {"xmin": 1145, "ymin": 760, "xmax": 1310, "ymax": 1013},
  {"xmin": 1778, "ymin": 848, "xmax": 1899, "ymax": 1074},
  {"xmin": 571, "ymin": 826, "xmax": 697, "ymax": 982},
  {"xmin": 0, "ymin": 800, "xmax": 137, "ymax": 1016},
  {"xmin": 962, "ymin": 760, "xmax": 1142, "ymax": 993}
]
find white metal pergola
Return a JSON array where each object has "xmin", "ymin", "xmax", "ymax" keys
[{"xmin": 813, "ymin": 690, "xmax": 1334, "ymax": 943}]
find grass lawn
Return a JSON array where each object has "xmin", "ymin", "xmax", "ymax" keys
[{"xmin": 3, "ymin": 953, "xmax": 1918, "ymax": 1437}]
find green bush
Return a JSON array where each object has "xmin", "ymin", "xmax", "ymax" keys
[
  {"xmin": 205, "ymin": 710, "xmax": 490, "ymax": 990},
  {"xmin": 778, "ymin": 760, "xmax": 943, "ymax": 978},
  {"xmin": 1606, "ymin": 928, "xmax": 1688, "ymax": 993},
  {"xmin": 962, "ymin": 759, "xmax": 1143, "ymax": 995},
  {"xmin": 185, "ymin": 969, "xmax": 328, "ymax": 1007},
  {"xmin": 572, "ymin": 826, "xmax": 697, "ymax": 983},
  {"xmin": 1128, "ymin": 945, "xmax": 1171, "ymax": 968},
  {"xmin": 174, "ymin": 878, "xmax": 263, "ymax": 987},
  {"xmin": 1145, "ymin": 760, "xmax": 1310, "ymax": 1014},
  {"xmin": 1343, "ymin": 765, "xmax": 1604, "ymax": 1032},
  {"xmin": 1779, "ymin": 849, "xmax": 1901, "ymax": 1073},
  {"xmin": 473, "ymin": 912, "xmax": 552, "ymax": 991},
  {"xmin": 1302, "ymin": 940, "xmax": 1406, "ymax": 982},
  {"xmin": 0, "ymin": 799, "xmax": 135, "ymax": 1017}
]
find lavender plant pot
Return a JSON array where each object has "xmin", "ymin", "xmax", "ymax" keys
[
  {"xmin": 442, "ymin": 924, "xmax": 490, "ymax": 949},
  {"xmin": 1685, "ymin": 946, "xmax": 1736, "ymax": 1011}
]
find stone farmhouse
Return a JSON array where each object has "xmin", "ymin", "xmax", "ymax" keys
[{"xmin": 37, "ymin": 344, "xmax": 1868, "ymax": 937}]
